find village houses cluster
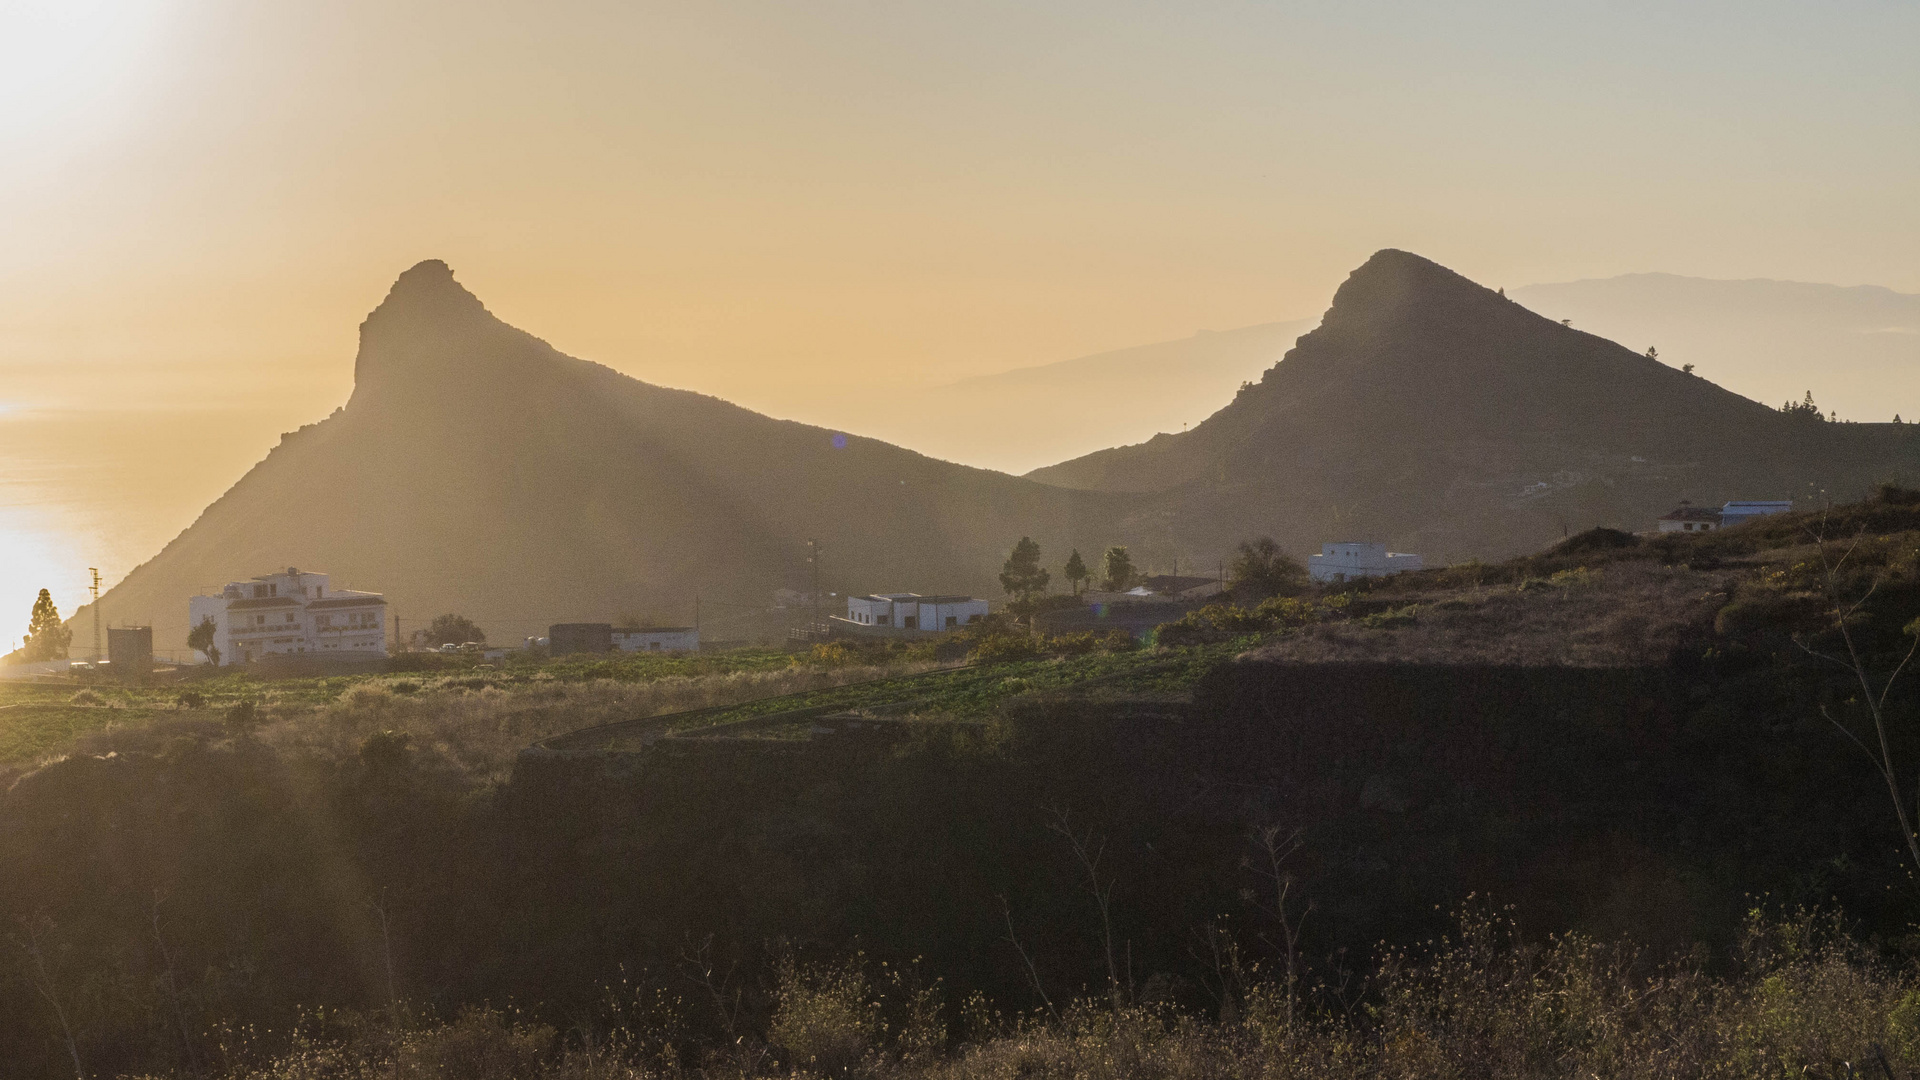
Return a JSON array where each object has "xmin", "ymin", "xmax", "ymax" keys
[{"xmin": 181, "ymin": 500, "xmax": 1793, "ymax": 665}]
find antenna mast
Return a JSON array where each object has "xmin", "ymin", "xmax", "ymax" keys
[
  {"xmin": 807, "ymin": 540, "xmax": 822, "ymax": 625},
  {"xmin": 89, "ymin": 567, "xmax": 101, "ymax": 661}
]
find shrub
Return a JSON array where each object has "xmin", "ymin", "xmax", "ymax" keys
[
  {"xmin": 1097, "ymin": 630, "xmax": 1139, "ymax": 653},
  {"xmin": 336, "ymin": 682, "xmax": 396, "ymax": 711},
  {"xmin": 224, "ymin": 699, "xmax": 259, "ymax": 733},
  {"xmin": 397, "ymin": 1005, "xmax": 553, "ymax": 1080},
  {"xmin": 1553, "ymin": 526, "xmax": 1641, "ymax": 557},
  {"xmin": 1253, "ymin": 595, "xmax": 1319, "ymax": 627},
  {"xmin": 972, "ymin": 633, "xmax": 1042, "ymax": 664},
  {"xmin": 1049, "ymin": 631, "xmax": 1101, "ymax": 657},
  {"xmin": 770, "ymin": 958, "xmax": 881, "ymax": 1074},
  {"xmin": 1359, "ymin": 605, "xmax": 1418, "ymax": 629},
  {"xmin": 68, "ymin": 689, "xmax": 107, "ymax": 707},
  {"xmin": 1549, "ymin": 566, "xmax": 1596, "ymax": 589},
  {"xmin": 360, "ymin": 729, "xmax": 412, "ymax": 770},
  {"xmin": 804, "ymin": 642, "xmax": 855, "ymax": 668},
  {"xmin": 176, "ymin": 690, "xmax": 207, "ymax": 709},
  {"xmin": 1716, "ymin": 590, "xmax": 1828, "ymax": 637},
  {"xmin": 1157, "ymin": 598, "xmax": 1322, "ymax": 646}
]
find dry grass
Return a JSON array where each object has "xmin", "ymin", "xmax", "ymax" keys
[
  {"xmin": 256, "ymin": 662, "xmax": 935, "ymax": 785},
  {"xmin": 1250, "ymin": 561, "xmax": 1730, "ymax": 667},
  {"xmin": 165, "ymin": 910, "xmax": 1920, "ymax": 1080}
]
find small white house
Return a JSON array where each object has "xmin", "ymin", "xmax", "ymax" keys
[
  {"xmin": 1658, "ymin": 503, "xmax": 1723, "ymax": 533},
  {"xmin": 834, "ymin": 593, "xmax": 989, "ymax": 637},
  {"xmin": 188, "ymin": 567, "xmax": 387, "ymax": 665},
  {"xmin": 612, "ymin": 626, "xmax": 700, "ymax": 653},
  {"xmin": 1307, "ymin": 543, "xmax": 1423, "ymax": 583}
]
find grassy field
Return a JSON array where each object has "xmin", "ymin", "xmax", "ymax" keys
[
  {"xmin": 0, "ymin": 647, "xmax": 810, "ymax": 773},
  {"xmin": 681, "ymin": 640, "xmax": 1245, "ymax": 729},
  {"xmin": 0, "ymin": 631, "xmax": 1272, "ymax": 783}
]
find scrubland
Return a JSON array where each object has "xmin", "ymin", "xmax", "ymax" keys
[
  {"xmin": 159, "ymin": 910, "xmax": 1920, "ymax": 1080},
  {"xmin": 18, "ymin": 492, "xmax": 1920, "ymax": 1079}
]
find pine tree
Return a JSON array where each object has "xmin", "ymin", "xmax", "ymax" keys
[
  {"xmin": 998, "ymin": 538, "xmax": 1050, "ymax": 604},
  {"xmin": 1063, "ymin": 549, "xmax": 1089, "ymax": 596},
  {"xmin": 22, "ymin": 589, "xmax": 71, "ymax": 662}
]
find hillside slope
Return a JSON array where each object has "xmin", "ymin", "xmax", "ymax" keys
[
  {"xmin": 88, "ymin": 262, "xmax": 1117, "ymax": 651},
  {"xmin": 1028, "ymin": 250, "xmax": 1920, "ymax": 563}
]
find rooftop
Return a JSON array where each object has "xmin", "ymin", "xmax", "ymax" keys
[
  {"xmin": 1661, "ymin": 506, "xmax": 1723, "ymax": 522},
  {"xmin": 306, "ymin": 595, "xmax": 388, "ymax": 609}
]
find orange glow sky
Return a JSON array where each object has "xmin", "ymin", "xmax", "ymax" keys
[
  {"xmin": 2, "ymin": 0, "xmax": 1918, "ymax": 629},
  {"xmin": 6, "ymin": 1, "xmax": 1918, "ymax": 412}
]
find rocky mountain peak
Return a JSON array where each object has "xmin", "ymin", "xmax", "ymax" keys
[{"xmin": 350, "ymin": 260, "xmax": 514, "ymax": 403}]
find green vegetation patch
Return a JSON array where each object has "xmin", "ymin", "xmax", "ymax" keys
[{"xmin": 650, "ymin": 637, "xmax": 1266, "ymax": 740}]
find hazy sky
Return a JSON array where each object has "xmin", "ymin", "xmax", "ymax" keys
[
  {"xmin": 2, "ymin": 0, "xmax": 1918, "ymax": 632},
  {"xmin": 4, "ymin": 0, "xmax": 1917, "ymax": 411}
]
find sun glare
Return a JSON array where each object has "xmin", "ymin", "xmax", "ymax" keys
[
  {"xmin": 0, "ymin": 511, "xmax": 79, "ymax": 655},
  {"xmin": 0, "ymin": 0, "xmax": 163, "ymax": 138}
]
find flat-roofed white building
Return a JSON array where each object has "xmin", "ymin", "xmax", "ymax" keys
[
  {"xmin": 188, "ymin": 567, "xmax": 387, "ymax": 665},
  {"xmin": 612, "ymin": 626, "xmax": 700, "ymax": 652},
  {"xmin": 1719, "ymin": 500, "xmax": 1793, "ymax": 528},
  {"xmin": 1307, "ymin": 542, "xmax": 1423, "ymax": 583},
  {"xmin": 834, "ymin": 593, "xmax": 990, "ymax": 637}
]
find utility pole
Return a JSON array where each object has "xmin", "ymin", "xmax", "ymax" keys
[
  {"xmin": 807, "ymin": 540, "xmax": 822, "ymax": 627},
  {"xmin": 89, "ymin": 568, "xmax": 101, "ymax": 661}
]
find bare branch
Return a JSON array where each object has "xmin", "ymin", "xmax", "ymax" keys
[
  {"xmin": 1045, "ymin": 805, "xmax": 1124, "ymax": 1007},
  {"xmin": 12, "ymin": 916, "xmax": 83, "ymax": 1079},
  {"xmin": 998, "ymin": 895, "xmax": 1057, "ymax": 1021}
]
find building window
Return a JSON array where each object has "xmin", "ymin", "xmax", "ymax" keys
[
  {"xmin": 945, "ymin": 616, "xmax": 957, "ymax": 628},
  {"xmin": 903, "ymin": 616, "xmax": 918, "ymax": 629}
]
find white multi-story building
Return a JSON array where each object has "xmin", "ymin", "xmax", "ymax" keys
[
  {"xmin": 1307, "ymin": 542, "xmax": 1423, "ymax": 583},
  {"xmin": 834, "ymin": 593, "xmax": 990, "ymax": 637},
  {"xmin": 188, "ymin": 567, "xmax": 388, "ymax": 665}
]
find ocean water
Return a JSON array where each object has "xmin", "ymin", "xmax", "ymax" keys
[{"xmin": 0, "ymin": 407, "xmax": 314, "ymax": 657}]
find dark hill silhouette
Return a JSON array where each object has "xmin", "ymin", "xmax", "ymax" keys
[
  {"xmin": 1028, "ymin": 249, "xmax": 1920, "ymax": 563},
  {"xmin": 94, "ymin": 261, "xmax": 1116, "ymax": 652}
]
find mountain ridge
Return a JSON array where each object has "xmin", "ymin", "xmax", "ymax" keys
[
  {"xmin": 88, "ymin": 262, "xmax": 1119, "ymax": 652},
  {"xmin": 1029, "ymin": 249, "xmax": 1920, "ymax": 562}
]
